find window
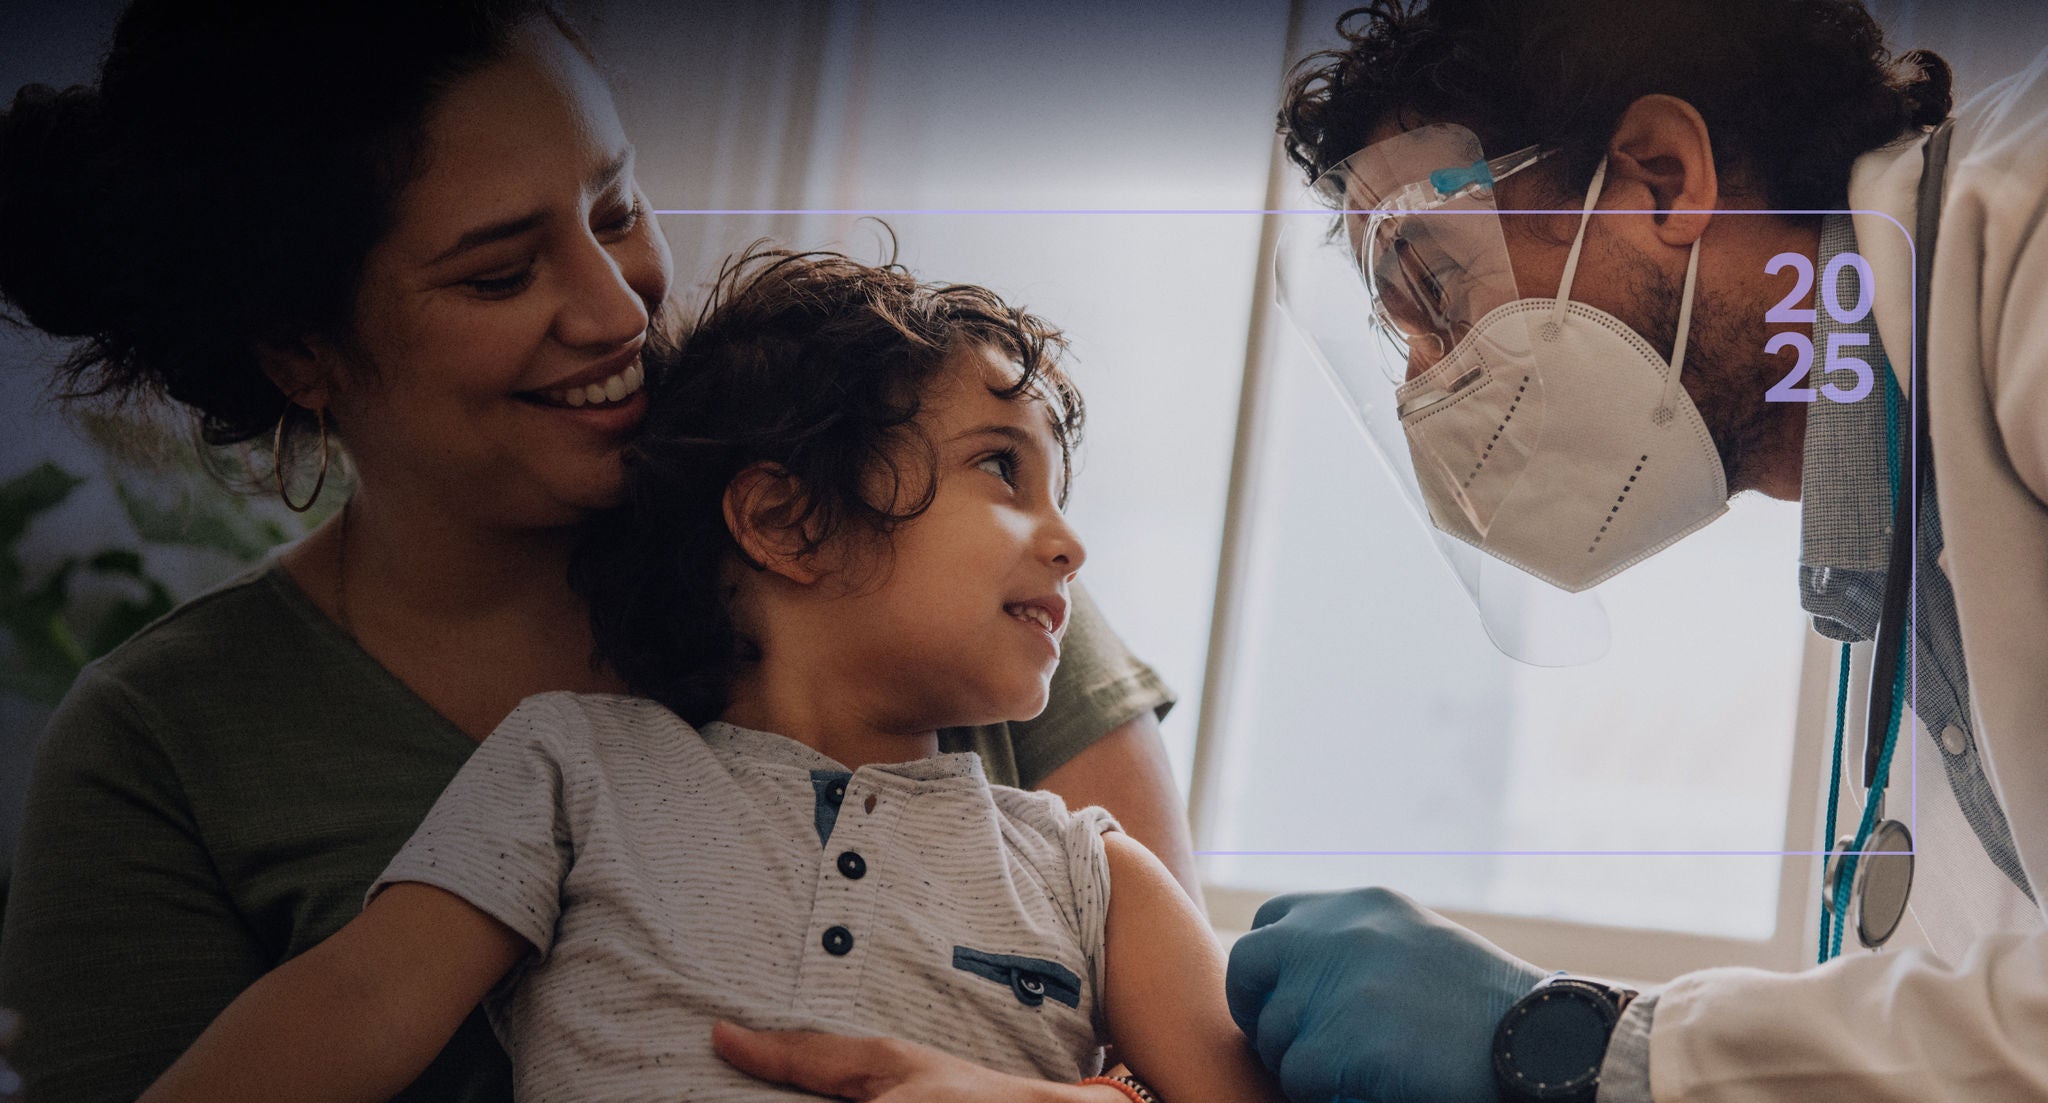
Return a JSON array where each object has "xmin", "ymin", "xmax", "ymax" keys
[
  {"xmin": 594, "ymin": 0, "xmax": 1851, "ymax": 980},
  {"xmin": 1190, "ymin": 234, "xmax": 1833, "ymax": 970}
]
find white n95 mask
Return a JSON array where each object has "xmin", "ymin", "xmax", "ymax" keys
[{"xmin": 1392, "ymin": 158, "xmax": 1728, "ymax": 592}]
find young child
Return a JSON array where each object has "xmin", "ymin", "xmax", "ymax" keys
[{"xmin": 141, "ymin": 246, "xmax": 1283, "ymax": 1103}]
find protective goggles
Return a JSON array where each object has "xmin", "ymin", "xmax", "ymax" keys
[{"xmin": 1314, "ymin": 133, "xmax": 1558, "ymax": 377}]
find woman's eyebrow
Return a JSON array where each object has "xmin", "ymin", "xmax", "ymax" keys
[
  {"xmin": 427, "ymin": 149, "xmax": 636, "ymax": 266},
  {"xmin": 429, "ymin": 211, "xmax": 547, "ymax": 266},
  {"xmin": 590, "ymin": 148, "xmax": 633, "ymax": 191}
]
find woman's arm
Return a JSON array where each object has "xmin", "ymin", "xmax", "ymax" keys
[
  {"xmin": 1098, "ymin": 832, "xmax": 1284, "ymax": 1103},
  {"xmin": 1038, "ymin": 714, "xmax": 1203, "ymax": 909},
  {"xmin": 140, "ymin": 883, "xmax": 526, "ymax": 1103}
]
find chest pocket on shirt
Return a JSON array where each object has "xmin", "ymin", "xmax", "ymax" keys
[{"xmin": 952, "ymin": 946, "xmax": 1082, "ymax": 1009}]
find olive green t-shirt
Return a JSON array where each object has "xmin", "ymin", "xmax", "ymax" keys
[{"xmin": 0, "ymin": 564, "xmax": 1171, "ymax": 1102}]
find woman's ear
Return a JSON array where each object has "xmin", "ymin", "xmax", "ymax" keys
[
  {"xmin": 255, "ymin": 336, "xmax": 340, "ymax": 412},
  {"xmin": 723, "ymin": 463, "xmax": 825, "ymax": 586},
  {"xmin": 1605, "ymin": 93, "xmax": 1719, "ymax": 247}
]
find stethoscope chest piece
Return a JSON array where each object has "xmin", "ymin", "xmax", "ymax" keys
[{"xmin": 1822, "ymin": 818, "xmax": 1916, "ymax": 949}]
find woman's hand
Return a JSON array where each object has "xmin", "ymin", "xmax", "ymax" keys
[{"xmin": 712, "ymin": 1022, "xmax": 1107, "ymax": 1103}]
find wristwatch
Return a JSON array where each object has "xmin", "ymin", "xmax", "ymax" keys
[{"xmin": 1492, "ymin": 974, "xmax": 1639, "ymax": 1102}]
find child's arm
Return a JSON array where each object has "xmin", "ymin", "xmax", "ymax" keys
[
  {"xmin": 1100, "ymin": 832, "xmax": 1287, "ymax": 1103},
  {"xmin": 140, "ymin": 882, "xmax": 528, "ymax": 1103}
]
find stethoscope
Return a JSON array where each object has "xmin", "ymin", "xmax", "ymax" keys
[{"xmin": 1816, "ymin": 118, "xmax": 1954, "ymax": 959}]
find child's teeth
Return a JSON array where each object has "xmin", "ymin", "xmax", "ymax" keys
[
  {"xmin": 564, "ymin": 388, "xmax": 586, "ymax": 407},
  {"xmin": 583, "ymin": 382, "xmax": 609, "ymax": 405},
  {"xmin": 604, "ymin": 375, "xmax": 627, "ymax": 402}
]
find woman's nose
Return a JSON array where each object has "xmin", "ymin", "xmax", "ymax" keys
[{"xmin": 554, "ymin": 227, "xmax": 666, "ymax": 350}]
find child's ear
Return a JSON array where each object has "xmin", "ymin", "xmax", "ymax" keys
[{"xmin": 723, "ymin": 463, "xmax": 825, "ymax": 585}]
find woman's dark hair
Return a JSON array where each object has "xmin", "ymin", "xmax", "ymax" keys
[
  {"xmin": 0, "ymin": 0, "xmax": 587, "ymax": 468},
  {"xmin": 1280, "ymin": 0, "xmax": 1952, "ymax": 210},
  {"xmin": 571, "ymin": 240, "xmax": 1082, "ymax": 727}
]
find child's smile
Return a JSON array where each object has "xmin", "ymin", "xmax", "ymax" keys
[{"xmin": 1001, "ymin": 594, "xmax": 1067, "ymax": 657}]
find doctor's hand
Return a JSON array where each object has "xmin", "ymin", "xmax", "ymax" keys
[{"xmin": 1225, "ymin": 887, "xmax": 1547, "ymax": 1103}]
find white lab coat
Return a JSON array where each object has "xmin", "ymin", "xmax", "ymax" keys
[{"xmin": 1641, "ymin": 47, "xmax": 2048, "ymax": 1101}]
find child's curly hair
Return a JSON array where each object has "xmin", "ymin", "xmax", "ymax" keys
[{"xmin": 572, "ymin": 239, "xmax": 1082, "ymax": 725}]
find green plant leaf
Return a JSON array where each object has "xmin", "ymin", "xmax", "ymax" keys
[
  {"xmin": 115, "ymin": 482, "xmax": 277, "ymax": 562},
  {"xmin": 85, "ymin": 548, "xmax": 146, "ymax": 576},
  {"xmin": 0, "ymin": 660, "xmax": 75, "ymax": 710},
  {"xmin": 0, "ymin": 557, "xmax": 90, "ymax": 705},
  {"xmin": 0, "ymin": 463, "xmax": 84, "ymax": 550}
]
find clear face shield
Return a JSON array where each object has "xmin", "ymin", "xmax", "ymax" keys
[{"xmin": 1275, "ymin": 124, "xmax": 1612, "ymax": 666}]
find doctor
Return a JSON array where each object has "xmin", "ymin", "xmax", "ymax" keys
[{"xmin": 1226, "ymin": 0, "xmax": 2048, "ymax": 1101}]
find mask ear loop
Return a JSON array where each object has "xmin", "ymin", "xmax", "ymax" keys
[
  {"xmin": 1657, "ymin": 238, "xmax": 1703, "ymax": 425},
  {"xmin": 1541, "ymin": 157, "xmax": 1610, "ymax": 341},
  {"xmin": 1542, "ymin": 155, "xmax": 1704, "ymax": 425}
]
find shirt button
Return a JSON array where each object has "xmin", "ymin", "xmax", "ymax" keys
[
  {"xmin": 826, "ymin": 781, "xmax": 846, "ymax": 805},
  {"xmin": 822, "ymin": 925, "xmax": 854, "ymax": 956},
  {"xmin": 1940, "ymin": 725, "xmax": 1970, "ymax": 756},
  {"xmin": 1011, "ymin": 969, "xmax": 1047, "ymax": 1006},
  {"xmin": 836, "ymin": 851, "xmax": 866, "ymax": 880}
]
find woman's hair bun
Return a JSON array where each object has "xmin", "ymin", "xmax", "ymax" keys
[{"xmin": 0, "ymin": 82, "xmax": 119, "ymax": 338}]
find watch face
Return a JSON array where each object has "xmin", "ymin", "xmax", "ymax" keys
[{"xmin": 1494, "ymin": 984, "xmax": 1618, "ymax": 1099}]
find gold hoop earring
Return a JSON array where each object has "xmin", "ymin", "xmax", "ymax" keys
[{"xmin": 274, "ymin": 404, "xmax": 329, "ymax": 513}]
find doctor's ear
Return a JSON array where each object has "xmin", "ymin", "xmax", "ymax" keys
[
  {"xmin": 1604, "ymin": 94, "xmax": 1719, "ymax": 247},
  {"xmin": 723, "ymin": 463, "xmax": 827, "ymax": 586}
]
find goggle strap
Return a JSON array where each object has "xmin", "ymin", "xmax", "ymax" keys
[{"xmin": 1546, "ymin": 157, "xmax": 1610, "ymax": 336}]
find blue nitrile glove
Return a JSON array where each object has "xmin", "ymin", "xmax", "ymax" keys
[{"xmin": 1225, "ymin": 887, "xmax": 1548, "ymax": 1103}]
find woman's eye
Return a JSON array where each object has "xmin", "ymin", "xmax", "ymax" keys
[
  {"xmin": 464, "ymin": 268, "xmax": 535, "ymax": 297},
  {"xmin": 599, "ymin": 196, "xmax": 645, "ymax": 236}
]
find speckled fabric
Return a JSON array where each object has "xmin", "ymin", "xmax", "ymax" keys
[{"xmin": 371, "ymin": 692, "xmax": 1118, "ymax": 1102}]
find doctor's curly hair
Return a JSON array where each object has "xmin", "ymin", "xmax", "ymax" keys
[
  {"xmin": 571, "ymin": 240, "xmax": 1081, "ymax": 726},
  {"xmin": 1280, "ymin": 0, "xmax": 1952, "ymax": 211}
]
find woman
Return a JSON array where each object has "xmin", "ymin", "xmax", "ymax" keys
[{"xmin": 0, "ymin": 3, "xmax": 1192, "ymax": 1100}]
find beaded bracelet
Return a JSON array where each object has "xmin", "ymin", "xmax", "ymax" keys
[{"xmin": 1077, "ymin": 1074, "xmax": 1160, "ymax": 1103}]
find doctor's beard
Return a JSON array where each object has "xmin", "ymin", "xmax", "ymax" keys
[{"xmin": 1612, "ymin": 238, "xmax": 1808, "ymax": 500}]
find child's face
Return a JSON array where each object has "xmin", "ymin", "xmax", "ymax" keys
[{"xmin": 827, "ymin": 343, "xmax": 1085, "ymax": 730}]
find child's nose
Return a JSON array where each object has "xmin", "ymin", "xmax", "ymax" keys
[{"xmin": 1043, "ymin": 513, "xmax": 1087, "ymax": 578}]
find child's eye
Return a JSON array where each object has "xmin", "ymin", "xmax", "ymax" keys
[
  {"xmin": 976, "ymin": 449, "xmax": 1019, "ymax": 487},
  {"xmin": 464, "ymin": 267, "xmax": 536, "ymax": 298}
]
